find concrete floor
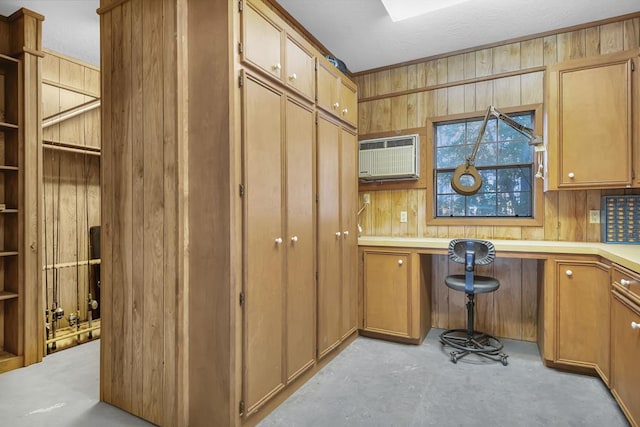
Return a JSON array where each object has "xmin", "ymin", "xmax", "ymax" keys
[{"xmin": 0, "ymin": 331, "xmax": 629, "ymax": 426}]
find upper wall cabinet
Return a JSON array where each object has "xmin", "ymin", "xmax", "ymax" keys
[
  {"xmin": 240, "ymin": 0, "xmax": 316, "ymax": 102},
  {"xmin": 546, "ymin": 49, "xmax": 640, "ymax": 190},
  {"xmin": 317, "ymin": 56, "xmax": 357, "ymax": 128}
]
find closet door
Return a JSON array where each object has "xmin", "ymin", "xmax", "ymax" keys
[
  {"xmin": 340, "ymin": 128, "xmax": 357, "ymax": 338},
  {"xmin": 285, "ymin": 98, "xmax": 315, "ymax": 382},
  {"xmin": 242, "ymin": 73, "xmax": 285, "ymax": 414},
  {"xmin": 316, "ymin": 114, "xmax": 341, "ymax": 358}
]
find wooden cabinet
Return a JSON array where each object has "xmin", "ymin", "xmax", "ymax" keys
[
  {"xmin": 317, "ymin": 56, "xmax": 357, "ymax": 127},
  {"xmin": 546, "ymin": 49, "xmax": 639, "ymax": 190},
  {"xmin": 611, "ymin": 265, "xmax": 640, "ymax": 427},
  {"xmin": 241, "ymin": 72, "xmax": 316, "ymax": 415},
  {"xmin": 241, "ymin": 0, "xmax": 316, "ymax": 102},
  {"xmin": 364, "ymin": 252, "xmax": 411, "ymax": 337},
  {"xmin": 361, "ymin": 249, "xmax": 430, "ymax": 343},
  {"xmin": 0, "ymin": 54, "xmax": 21, "ymax": 374},
  {"xmin": 317, "ymin": 113, "xmax": 357, "ymax": 359},
  {"xmin": 555, "ymin": 259, "xmax": 610, "ymax": 382}
]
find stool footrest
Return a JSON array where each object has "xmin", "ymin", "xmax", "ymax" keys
[{"xmin": 439, "ymin": 328, "xmax": 508, "ymax": 366}]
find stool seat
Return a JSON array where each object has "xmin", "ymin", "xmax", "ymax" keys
[{"xmin": 445, "ymin": 275, "xmax": 500, "ymax": 294}]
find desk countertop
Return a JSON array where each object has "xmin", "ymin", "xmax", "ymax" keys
[{"xmin": 358, "ymin": 236, "xmax": 640, "ymax": 273}]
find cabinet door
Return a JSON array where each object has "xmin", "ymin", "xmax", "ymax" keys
[
  {"xmin": 317, "ymin": 115, "xmax": 341, "ymax": 358},
  {"xmin": 316, "ymin": 59, "xmax": 340, "ymax": 116},
  {"xmin": 556, "ymin": 261, "xmax": 610, "ymax": 381},
  {"xmin": 242, "ymin": 74, "xmax": 284, "ymax": 414},
  {"xmin": 285, "ymin": 98, "xmax": 315, "ymax": 382},
  {"xmin": 340, "ymin": 128, "xmax": 357, "ymax": 339},
  {"xmin": 611, "ymin": 292, "xmax": 640, "ymax": 426},
  {"xmin": 364, "ymin": 252, "xmax": 410, "ymax": 337},
  {"xmin": 285, "ymin": 36, "xmax": 315, "ymax": 101},
  {"xmin": 547, "ymin": 50, "xmax": 637, "ymax": 189},
  {"xmin": 339, "ymin": 80, "xmax": 357, "ymax": 127},
  {"xmin": 242, "ymin": 0, "xmax": 283, "ymax": 79}
]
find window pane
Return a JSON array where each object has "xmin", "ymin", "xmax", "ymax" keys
[
  {"xmin": 478, "ymin": 169, "xmax": 497, "ymax": 193},
  {"xmin": 436, "ymin": 122, "xmax": 465, "ymax": 147},
  {"xmin": 467, "ymin": 118, "xmax": 497, "ymax": 143},
  {"xmin": 498, "ymin": 114, "xmax": 533, "ymax": 141},
  {"xmin": 497, "ymin": 167, "xmax": 532, "ymax": 192},
  {"xmin": 436, "ymin": 172, "xmax": 454, "ymax": 194},
  {"xmin": 437, "ymin": 194, "xmax": 465, "ymax": 216},
  {"xmin": 498, "ymin": 140, "xmax": 532, "ymax": 165},
  {"xmin": 497, "ymin": 191, "xmax": 531, "ymax": 216},
  {"xmin": 474, "ymin": 142, "xmax": 498, "ymax": 167},
  {"xmin": 466, "ymin": 193, "xmax": 497, "ymax": 216},
  {"xmin": 436, "ymin": 146, "xmax": 466, "ymax": 168}
]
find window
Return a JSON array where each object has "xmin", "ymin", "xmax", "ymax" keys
[{"xmin": 433, "ymin": 111, "xmax": 535, "ymax": 218}]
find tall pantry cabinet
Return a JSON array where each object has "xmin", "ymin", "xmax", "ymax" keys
[{"xmin": 239, "ymin": 0, "xmax": 357, "ymax": 418}]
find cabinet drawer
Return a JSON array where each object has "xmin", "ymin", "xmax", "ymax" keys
[
  {"xmin": 285, "ymin": 35, "xmax": 315, "ymax": 100},
  {"xmin": 242, "ymin": 0, "xmax": 284, "ymax": 79},
  {"xmin": 613, "ymin": 265, "xmax": 640, "ymax": 304}
]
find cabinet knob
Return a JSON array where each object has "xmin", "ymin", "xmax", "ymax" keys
[
  {"xmin": 620, "ymin": 279, "xmax": 631, "ymax": 286},
  {"xmin": 274, "ymin": 237, "xmax": 283, "ymax": 245},
  {"xmin": 272, "ymin": 63, "xmax": 281, "ymax": 72},
  {"xmin": 333, "ymin": 102, "xmax": 339, "ymax": 109},
  {"xmin": 288, "ymin": 73, "xmax": 297, "ymax": 81},
  {"xmin": 398, "ymin": 259, "xmax": 403, "ymax": 266},
  {"xmin": 342, "ymin": 108, "xmax": 348, "ymax": 115},
  {"xmin": 568, "ymin": 172, "xmax": 575, "ymax": 179},
  {"xmin": 343, "ymin": 231, "xmax": 349, "ymax": 238},
  {"xmin": 335, "ymin": 231, "xmax": 342, "ymax": 238},
  {"xmin": 290, "ymin": 236, "xmax": 298, "ymax": 244},
  {"xmin": 632, "ymin": 321, "xmax": 640, "ymax": 330},
  {"xmin": 565, "ymin": 269, "xmax": 573, "ymax": 277}
]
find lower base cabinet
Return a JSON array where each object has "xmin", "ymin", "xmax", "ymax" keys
[
  {"xmin": 361, "ymin": 249, "xmax": 430, "ymax": 343},
  {"xmin": 611, "ymin": 290, "xmax": 640, "ymax": 426}
]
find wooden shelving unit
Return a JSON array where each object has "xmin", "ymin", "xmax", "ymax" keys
[{"xmin": 0, "ymin": 47, "xmax": 21, "ymax": 373}]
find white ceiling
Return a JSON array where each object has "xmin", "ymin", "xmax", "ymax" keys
[
  {"xmin": 276, "ymin": 0, "xmax": 640, "ymax": 73},
  {"xmin": 0, "ymin": 1, "xmax": 637, "ymax": 73}
]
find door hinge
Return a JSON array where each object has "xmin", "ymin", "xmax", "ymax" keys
[
  {"xmin": 238, "ymin": 74, "xmax": 244, "ymax": 87},
  {"xmin": 238, "ymin": 41, "xmax": 243, "ymax": 54},
  {"xmin": 315, "ymin": 271, "xmax": 318, "ymax": 282},
  {"xmin": 239, "ymin": 291, "xmax": 245, "ymax": 306},
  {"xmin": 632, "ymin": 61, "xmax": 635, "ymax": 72},
  {"xmin": 239, "ymin": 400, "xmax": 245, "ymax": 415},
  {"xmin": 239, "ymin": 183, "xmax": 245, "ymax": 197},
  {"xmin": 238, "ymin": 0, "xmax": 243, "ymax": 12},
  {"xmin": 315, "ymin": 193, "xmax": 319, "ymax": 203}
]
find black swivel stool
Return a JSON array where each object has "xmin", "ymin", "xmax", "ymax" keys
[{"xmin": 439, "ymin": 239, "xmax": 508, "ymax": 365}]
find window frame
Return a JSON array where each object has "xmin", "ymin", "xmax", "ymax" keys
[{"xmin": 426, "ymin": 104, "xmax": 544, "ymax": 227}]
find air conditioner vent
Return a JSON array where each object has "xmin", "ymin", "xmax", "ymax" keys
[{"xmin": 358, "ymin": 134, "xmax": 419, "ymax": 181}]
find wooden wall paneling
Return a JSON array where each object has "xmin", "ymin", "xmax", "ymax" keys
[
  {"xmin": 557, "ymin": 29, "xmax": 586, "ymax": 62},
  {"xmin": 585, "ymin": 27, "xmax": 601, "ymax": 56},
  {"xmin": 475, "ymin": 48, "xmax": 492, "ymax": 77},
  {"xmin": 446, "ymin": 55, "xmax": 464, "ymax": 114},
  {"xmin": 391, "ymin": 95, "xmax": 408, "ymax": 130},
  {"xmin": 369, "ymin": 98, "xmax": 391, "ymax": 133},
  {"xmin": 447, "ymin": 256, "xmax": 466, "ymax": 330},
  {"xmin": 474, "ymin": 263, "xmax": 494, "ymax": 334},
  {"xmin": 390, "ymin": 189, "xmax": 407, "ymax": 236},
  {"xmin": 522, "ymin": 259, "xmax": 538, "ymax": 341},
  {"xmin": 585, "ymin": 190, "xmax": 602, "ymax": 242},
  {"xmin": 600, "ymin": 22, "xmax": 625, "ymax": 54},
  {"xmin": 42, "ymin": 84, "xmax": 60, "ymax": 142},
  {"xmin": 558, "ymin": 191, "xmax": 587, "ymax": 241},
  {"xmin": 521, "ymin": 71, "xmax": 543, "ymax": 105},
  {"xmin": 543, "ymin": 35, "xmax": 558, "ymax": 65},
  {"xmin": 544, "ymin": 191, "xmax": 559, "ymax": 240},
  {"xmin": 493, "ymin": 226, "xmax": 522, "ymax": 241},
  {"xmin": 623, "ymin": 18, "xmax": 640, "ymax": 49},
  {"xmin": 372, "ymin": 190, "xmax": 392, "ymax": 236},
  {"xmin": 405, "ymin": 189, "xmax": 418, "ymax": 236},
  {"xmin": 492, "ymin": 43, "xmax": 520, "ymax": 73},
  {"xmin": 375, "ymin": 69, "xmax": 391, "ymax": 96},
  {"xmin": 431, "ymin": 254, "xmax": 449, "ymax": 328},
  {"xmin": 357, "ymin": 100, "xmax": 371, "ymax": 135},
  {"xmin": 494, "ymin": 75, "xmax": 521, "ymax": 108},
  {"xmin": 406, "ymin": 65, "xmax": 419, "ymax": 128},
  {"xmin": 493, "ymin": 258, "xmax": 523, "ymax": 339}
]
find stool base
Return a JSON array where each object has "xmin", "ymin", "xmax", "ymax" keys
[{"xmin": 439, "ymin": 328, "xmax": 508, "ymax": 366}]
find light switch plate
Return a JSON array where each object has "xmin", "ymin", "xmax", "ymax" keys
[
  {"xmin": 400, "ymin": 211, "xmax": 408, "ymax": 223},
  {"xmin": 363, "ymin": 193, "xmax": 370, "ymax": 204},
  {"xmin": 589, "ymin": 210, "xmax": 600, "ymax": 224}
]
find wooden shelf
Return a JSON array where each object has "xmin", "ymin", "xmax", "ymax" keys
[
  {"xmin": 0, "ymin": 121, "xmax": 18, "ymax": 131},
  {"xmin": 0, "ymin": 291, "xmax": 18, "ymax": 301},
  {"xmin": 0, "ymin": 165, "xmax": 18, "ymax": 171},
  {"xmin": 0, "ymin": 351, "xmax": 23, "ymax": 375},
  {"xmin": 0, "ymin": 209, "xmax": 17, "ymax": 214},
  {"xmin": 0, "ymin": 251, "xmax": 18, "ymax": 257},
  {"xmin": 0, "ymin": 53, "xmax": 19, "ymax": 65}
]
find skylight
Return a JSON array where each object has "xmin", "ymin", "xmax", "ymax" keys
[{"xmin": 381, "ymin": 0, "xmax": 474, "ymax": 22}]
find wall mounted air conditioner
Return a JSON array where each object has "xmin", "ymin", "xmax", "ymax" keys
[{"xmin": 358, "ymin": 134, "xmax": 419, "ymax": 181}]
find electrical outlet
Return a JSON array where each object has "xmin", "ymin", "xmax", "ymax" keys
[
  {"xmin": 589, "ymin": 210, "xmax": 600, "ymax": 224},
  {"xmin": 363, "ymin": 193, "xmax": 370, "ymax": 204},
  {"xmin": 400, "ymin": 211, "xmax": 408, "ymax": 223}
]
